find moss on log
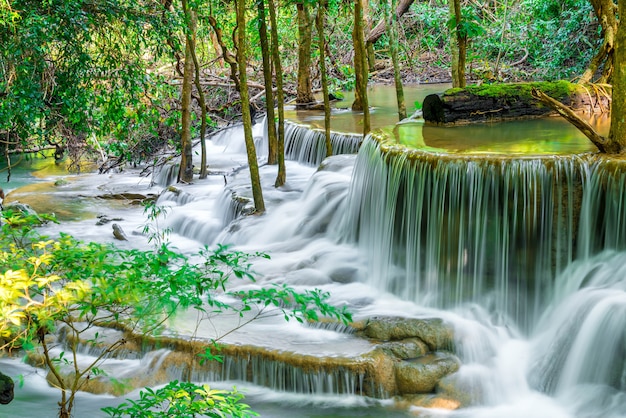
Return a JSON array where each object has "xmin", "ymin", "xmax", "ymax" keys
[{"xmin": 423, "ymin": 81, "xmax": 610, "ymax": 125}]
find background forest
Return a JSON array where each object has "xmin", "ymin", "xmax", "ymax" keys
[{"xmin": 0, "ymin": 0, "xmax": 605, "ymax": 174}]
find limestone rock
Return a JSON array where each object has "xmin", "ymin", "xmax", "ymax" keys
[
  {"xmin": 394, "ymin": 352, "xmax": 460, "ymax": 394},
  {"xmin": 363, "ymin": 317, "xmax": 455, "ymax": 351}
]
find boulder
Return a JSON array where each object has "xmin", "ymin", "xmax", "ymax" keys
[
  {"xmin": 0, "ymin": 371, "xmax": 14, "ymax": 405},
  {"xmin": 362, "ymin": 317, "xmax": 455, "ymax": 351},
  {"xmin": 394, "ymin": 353, "xmax": 461, "ymax": 394}
]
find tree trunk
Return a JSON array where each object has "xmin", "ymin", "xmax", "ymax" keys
[
  {"xmin": 296, "ymin": 2, "xmax": 315, "ymax": 105},
  {"xmin": 608, "ymin": 0, "xmax": 626, "ymax": 152},
  {"xmin": 579, "ymin": 0, "xmax": 618, "ymax": 84},
  {"xmin": 386, "ymin": 0, "xmax": 407, "ymax": 120},
  {"xmin": 179, "ymin": 0, "xmax": 194, "ymax": 184},
  {"xmin": 317, "ymin": 1, "xmax": 332, "ymax": 157},
  {"xmin": 236, "ymin": 0, "xmax": 265, "ymax": 212},
  {"xmin": 268, "ymin": 0, "xmax": 286, "ymax": 187},
  {"xmin": 449, "ymin": 0, "xmax": 466, "ymax": 88},
  {"xmin": 258, "ymin": 0, "xmax": 278, "ymax": 165},
  {"xmin": 352, "ymin": 0, "xmax": 371, "ymax": 134},
  {"xmin": 187, "ymin": 7, "xmax": 208, "ymax": 179}
]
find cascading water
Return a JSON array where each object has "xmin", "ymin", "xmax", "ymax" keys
[
  {"xmin": 345, "ymin": 134, "xmax": 626, "ymax": 331},
  {"xmin": 3, "ymin": 86, "xmax": 626, "ymax": 417}
]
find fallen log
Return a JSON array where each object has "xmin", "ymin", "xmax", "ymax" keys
[{"xmin": 422, "ymin": 81, "xmax": 611, "ymax": 126}]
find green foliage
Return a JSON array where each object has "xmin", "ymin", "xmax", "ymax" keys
[
  {"xmin": 0, "ymin": 0, "xmax": 176, "ymax": 166},
  {"xmin": 446, "ymin": 8, "xmax": 485, "ymax": 40},
  {"xmin": 0, "ymin": 209, "xmax": 352, "ymax": 417},
  {"xmin": 102, "ymin": 381, "xmax": 258, "ymax": 418},
  {"xmin": 508, "ymin": 0, "xmax": 598, "ymax": 79}
]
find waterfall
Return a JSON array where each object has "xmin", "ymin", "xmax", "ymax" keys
[
  {"xmin": 284, "ymin": 122, "xmax": 362, "ymax": 166},
  {"xmin": 345, "ymin": 136, "xmax": 626, "ymax": 329}
]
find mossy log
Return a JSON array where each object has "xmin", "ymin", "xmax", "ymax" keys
[{"xmin": 423, "ymin": 81, "xmax": 611, "ymax": 126}]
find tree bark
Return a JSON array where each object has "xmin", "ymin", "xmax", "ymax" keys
[
  {"xmin": 608, "ymin": 0, "xmax": 626, "ymax": 152},
  {"xmin": 352, "ymin": 0, "xmax": 371, "ymax": 134},
  {"xmin": 179, "ymin": 0, "xmax": 194, "ymax": 184},
  {"xmin": 386, "ymin": 0, "xmax": 407, "ymax": 120},
  {"xmin": 450, "ymin": 0, "xmax": 466, "ymax": 88},
  {"xmin": 531, "ymin": 88, "xmax": 618, "ymax": 153},
  {"xmin": 317, "ymin": 1, "xmax": 332, "ymax": 157},
  {"xmin": 268, "ymin": 0, "xmax": 286, "ymax": 187},
  {"xmin": 236, "ymin": 0, "xmax": 265, "ymax": 212},
  {"xmin": 258, "ymin": 0, "xmax": 278, "ymax": 165},
  {"xmin": 187, "ymin": 7, "xmax": 208, "ymax": 179},
  {"xmin": 296, "ymin": 2, "xmax": 315, "ymax": 105},
  {"xmin": 579, "ymin": 0, "xmax": 618, "ymax": 84}
]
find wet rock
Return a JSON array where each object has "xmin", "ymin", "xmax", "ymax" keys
[
  {"xmin": 395, "ymin": 352, "xmax": 461, "ymax": 394},
  {"xmin": 112, "ymin": 223, "xmax": 128, "ymax": 241},
  {"xmin": 98, "ymin": 192, "xmax": 157, "ymax": 205},
  {"xmin": 363, "ymin": 317, "xmax": 455, "ymax": 351},
  {"xmin": 329, "ymin": 266, "xmax": 359, "ymax": 283},
  {"xmin": 0, "ymin": 370, "xmax": 14, "ymax": 404},
  {"xmin": 96, "ymin": 214, "xmax": 123, "ymax": 226},
  {"xmin": 379, "ymin": 338, "xmax": 429, "ymax": 359}
]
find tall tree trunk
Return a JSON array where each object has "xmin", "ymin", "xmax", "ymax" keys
[
  {"xmin": 386, "ymin": 0, "xmax": 407, "ymax": 120},
  {"xmin": 352, "ymin": 0, "xmax": 371, "ymax": 134},
  {"xmin": 187, "ymin": 7, "xmax": 208, "ymax": 179},
  {"xmin": 608, "ymin": 0, "xmax": 626, "ymax": 151},
  {"xmin": 268, "ymin": 0, "xmax": 286, "ymax": 187},
  {"xmin": 236, "ymin": 0, "xmax": 265, "ymax": 212},
  {"xmin": 317, "ymin": 1, "xmax": 332, "ymax": 157},
  {"xmin": 449, "ymin": 0, "xmax": 466, "ymax": 88},
  {"xmin": 579, "ymin": 0, "xmax": 617, "ymax": 84},
  {"xmin": 258, "ymin": 0, "xmax": 278, "ymax": 165},
  {"xmin": 296, "ymin": 2, "xmax": 315, "ymax": 105},
  {"xmin": 179, "ymin": 0, "xmax": 194, "ymax": 183}
]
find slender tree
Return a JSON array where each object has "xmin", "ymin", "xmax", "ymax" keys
[
  {"xmin": 296, "ymin": 1, "xmax": 316, "ymax": 105},
  {"xmin": 236, "ymin": 0, "xmax": 265, "ymax": 212},
  {"xmin": 317, "ymin": 0, "xmax": 332, "ymax": 157},
  {"xmin": 351, "ymin": 0, "xmax": 371, "ymax": 134},
  {"xmin": 449, "ymin": 0, "xmax": 466, "ymax": 88},
  {"xmin": 186, "ymin": 4, "xmax": 209, "ymax": 179},
  {"xmin": 268, "ymin": 0, "xmax": 287, "ymax": 187},
  {"xmin": 384, "ymin": 0, "xmax": 406, "ymax": 120},
  {"xmin": 257, "ymin": 0, "xmax": 278, "ymax": 164},
  {"xmin": 179, "ymin": 0, "xmax": 195, "ymax": 183}
]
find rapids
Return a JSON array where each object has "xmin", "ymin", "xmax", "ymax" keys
[{"xmin": 1, "ymin": 85, "xmax": 625, "ymax": 417}]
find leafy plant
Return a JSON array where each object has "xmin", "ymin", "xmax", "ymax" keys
[
  {"xmin": 0, "ymin": 209, "xmax": 352, "ymax": 417},
  {"xmin": 102, "ymin": 381, "xmax": 258, "ymax": 418}
]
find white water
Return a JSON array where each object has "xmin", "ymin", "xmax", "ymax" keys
[{"xmin": 2, "ymin": 110, "xmax": 626, "ymax": 417}]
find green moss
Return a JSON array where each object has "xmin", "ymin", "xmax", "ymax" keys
[{"xmin": 444, "ymin": 80, "xmax": 580, "ymax": 100}]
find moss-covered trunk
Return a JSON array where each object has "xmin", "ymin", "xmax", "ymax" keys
[
  {"xmin": 236, "ymin": 0, "xmax": 265, "ymax": 212},
  {"xmin": 268, "ymin": 0, "xmax": 286, "ymax": 187},
  {"xmin": 296, "ymin": 2, "xmax": 315, "ymax": 105},
  {"xmin": 608, "ymin": 1, "xmax": 626, "ymax": 152},
  {"xmin": 178, "ymin": 0, "xmax": 194, "ymax": 184},
  {"xmin": 352, "ymin": 0, "xmax": 370, "ymax": 134},
  {"xmin": 258, "ymin": 0, "xmax": 278, "ymax": 165}
]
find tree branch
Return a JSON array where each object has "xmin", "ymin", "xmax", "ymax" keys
[{"xmin": 531, "ymin": 88, "xmax": 615, "ymax": 153}]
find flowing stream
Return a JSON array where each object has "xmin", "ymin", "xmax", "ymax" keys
[{"xmin": 1, "ymin": 85, "xmax": 625, "ymax": 417}]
